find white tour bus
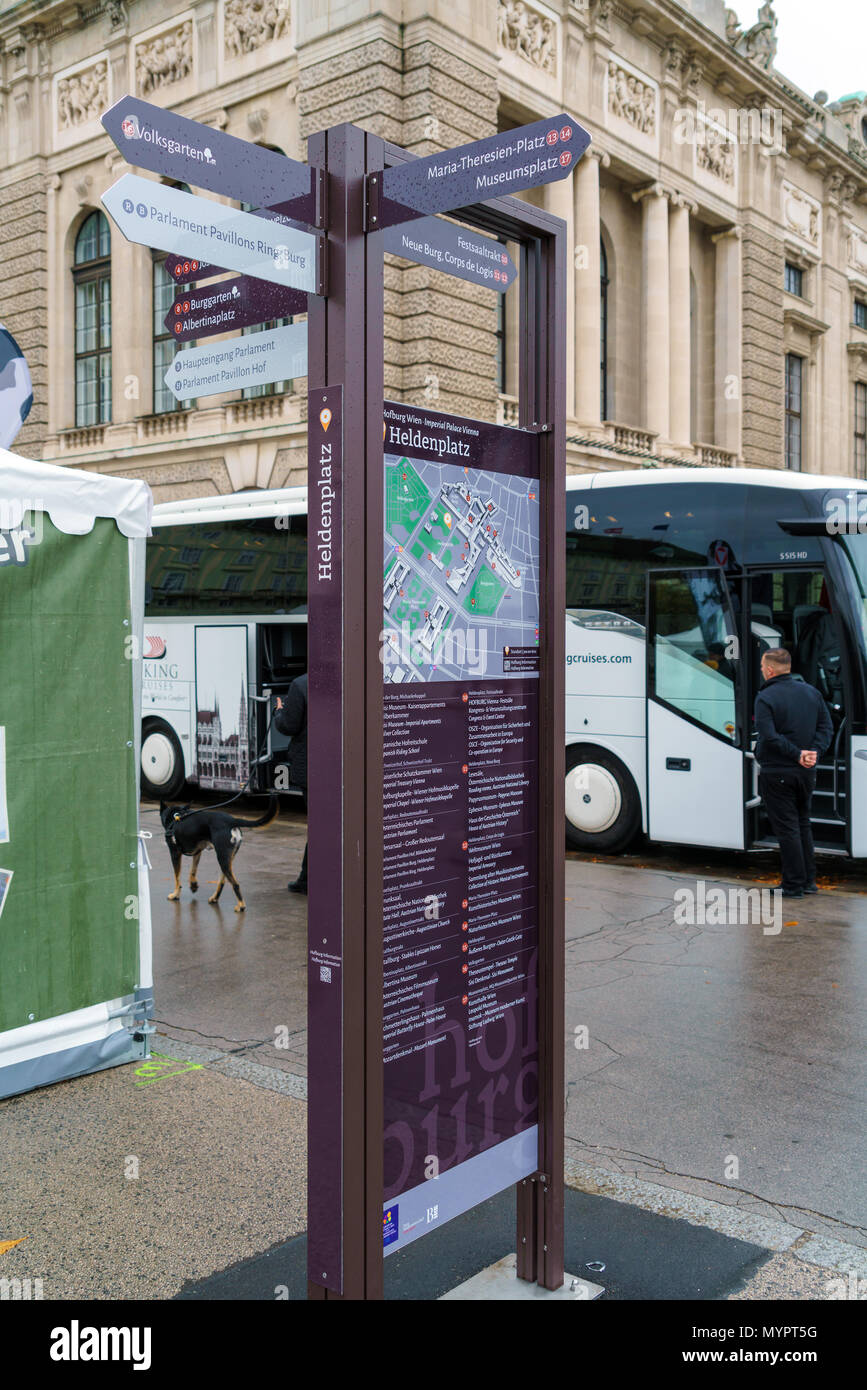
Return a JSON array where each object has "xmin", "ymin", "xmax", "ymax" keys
[
  {"xmin": 142, "ymin": 487, "xmax": 308, "ymax": 800},
  {"xmin": 564, "ymin": 468, "xmax": 867, "ymax": 859},
  {"xmin": 143, "ymin": 469, "xmax": 867, "ymax": 861}
]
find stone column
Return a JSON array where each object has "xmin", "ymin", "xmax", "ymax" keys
[
  {"xmin": 669, "ymin": 195, "xmax": 696, "ymax": 449},
  {"xmin": 573, "ymin": 147, "xmax": 609, "ymax": 429},
  {"xmin": 545, "ymin": 174, "xmax": 576, "ymax": 421},
  {"xmin": 711, "ymin": 225, "xmax": 742, "ymax": 457},
  {"xmin": 632, "ymin": 183, "xmax": 670, "ymax": 440}
]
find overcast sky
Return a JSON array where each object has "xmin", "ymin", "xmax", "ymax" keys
[{"xmin": 728, "ymin": 0, "xmax": 866, "ymax": 102}]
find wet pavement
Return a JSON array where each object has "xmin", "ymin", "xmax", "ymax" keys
[{"xmin": 1, "ymin": 795, "xmax": 864, "ymax": 1299}]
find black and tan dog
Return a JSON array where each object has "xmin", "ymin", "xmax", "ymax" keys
[{"xmin": 160, "ymin": 794, "xmax": 279, "ymax": 912}]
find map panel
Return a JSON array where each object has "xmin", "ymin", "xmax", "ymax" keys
[{"xmin": 383, "ymin": 455, "xmax": 540, "ymax": 684}]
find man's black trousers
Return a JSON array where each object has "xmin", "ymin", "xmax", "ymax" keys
[{"xmin": 758, "ymin": 765, "xmax": 817, "ymax": 891}]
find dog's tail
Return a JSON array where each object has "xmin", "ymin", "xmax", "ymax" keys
[{"xmin": 228, "ymin": 792, "xmax": 279, "ymax": 829}]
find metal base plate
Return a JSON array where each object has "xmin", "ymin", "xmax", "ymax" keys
[{"xmin": 439, "ymin": 1253, "xmax": 604, "ymax": 1301}]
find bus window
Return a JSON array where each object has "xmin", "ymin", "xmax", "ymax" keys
[
  {"xmin": 649, "ymin": 569, "xmax": 739, "ymax": 741},
  {"xmin": 748, "ymin": 569, "xmax": 843, "ymax": 717},
  {"xmin": 145, "ymin": 515, "xmax": 307, "ymax": 616}
]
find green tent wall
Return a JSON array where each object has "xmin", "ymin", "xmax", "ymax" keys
[{"xmin": 0, "ymin": 451, "xmax": 153, "ymax": 1097}]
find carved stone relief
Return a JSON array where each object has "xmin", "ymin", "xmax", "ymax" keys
[
  {"xmin": 135, "ymin": 22, "xmax": 193, "ymax": 96},
  {"xmin": 848, "ymin": 226, "xmax": 867, "ymax": 278},
  {"xmin": 696, "ymin": 122, "xmax": 736, "ymax": 185},
  {"xmin": 224, "ymin": 0, "xmax": 291, "ymax": 59},
  {"xmin": 57, "ymin": 61, "xmax": 108, "ymax": 129},
  {"xmin": 782, "ymin": 180, "xmax": 821, "ymax": 248},
  {"xmin": 607, "ymin": 59, "xmax": 656, "ymax": 135},
  {"xmin": 497, "ymin": 0, "xmax": 557, "ymax": 77}
]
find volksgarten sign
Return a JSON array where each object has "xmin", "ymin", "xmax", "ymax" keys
[{"xmin": 102, "ymin": 94, "xmax": 312, "ymax": 213}]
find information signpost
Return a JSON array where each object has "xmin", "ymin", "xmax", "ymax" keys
[
  {"xmin": 101, "ymin": 95, "xmax": 587, "ymax": 1301},
  {"xmin": 305, "ymin": 123, "xmax": 581, "ymax": 1300}
]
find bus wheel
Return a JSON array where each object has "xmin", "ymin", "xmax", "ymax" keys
[
  {"xmin": 141, "ymin": 719, "xmax": 185, "ymax": 800},
  {"xmin": 565, "ymin": 746, "xmax": 640, "ymax": 853}
]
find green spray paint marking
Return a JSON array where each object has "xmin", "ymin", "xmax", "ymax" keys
[{"xmin": 134, "ymin": 1052, "xmax": 203, "ymax": 1087}]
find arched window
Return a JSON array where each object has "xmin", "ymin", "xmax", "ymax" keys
[
  {"xmin": 73, "ymin": 211, "xmax": 111, "ymax": 426},
  {"xmin": 600, "ymin": 238, "xmax": 609, "ymax": 421}
]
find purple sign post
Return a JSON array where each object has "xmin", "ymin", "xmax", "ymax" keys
[{"xmin": 306, "ymin": 113, "xmax": 582, "ymax": 1299}]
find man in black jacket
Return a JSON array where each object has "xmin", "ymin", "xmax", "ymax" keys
[
  {"xmin": 274, "ymin": 672, "xmax": 308, "ymax": 894},
  {"xmin": 754, "ymin": 648, "xmax": 833, "ymax": 897}
]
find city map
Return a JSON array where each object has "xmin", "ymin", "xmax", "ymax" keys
[{"xmin": 383, "ymin": 453, "xmax": 540, "ymax": 684}]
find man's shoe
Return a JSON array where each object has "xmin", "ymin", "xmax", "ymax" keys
[
  {"xmin": 780, "ymin": 888, "xmax": 804, "ymax": 898},
  {"xmin": 288, "ymin": 879, "xmax": 308, "ymax": 895},
  {"xmin": 804, "ymin": 884, "xmax": 819, "ymax": 894}
]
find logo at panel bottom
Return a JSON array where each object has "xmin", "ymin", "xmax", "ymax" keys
[{"xmin": 383, "ymin": 1204, "xmax": 399, "ymax": 1247}]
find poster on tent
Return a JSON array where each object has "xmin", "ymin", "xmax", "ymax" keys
[
  {"xmin": 0, "ymin": 727, "xmax": 7, "ymax": 843},
  {"xmin": 194, "ymin": 626, "xmax": 250, "ymax": 792},
  {"xmin": 0, "ymin": 861, "xmax": 11, "ymax": 917},
  {"xmin": 0, "ymin": 869, "xmax": 12, "ymax": 922}
]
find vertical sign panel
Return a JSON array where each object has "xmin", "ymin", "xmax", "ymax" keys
[
  {"xmin": 381, "ymin": 402, "xmax": 541, "ymax": 1253},
  {"xmin": 307, "ymin": 385, "xmax": 343, "ymax": 1292}
]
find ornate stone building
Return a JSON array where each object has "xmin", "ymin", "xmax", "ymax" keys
[{"xmin": 1, "ymin": 0, "xmax": 866, "ymax": 495}]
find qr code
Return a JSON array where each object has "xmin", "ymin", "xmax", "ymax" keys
[{"xmin": 319, "ymin": 965, "xmax": 332, "ymax": 983}]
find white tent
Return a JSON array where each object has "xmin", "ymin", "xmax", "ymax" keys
[{"xmin": 0, "ymin": 450, "xmax": 154, "ymax": 1097}]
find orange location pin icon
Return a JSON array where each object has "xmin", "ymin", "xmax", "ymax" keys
[{"xmin": 319, "ymin": 407, "xmax": 332, "ymax": 432}]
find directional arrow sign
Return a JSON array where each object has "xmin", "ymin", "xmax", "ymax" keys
[
  {"xmin": 383, "ymin": 217, "xmax": 516, "ymax": 291},
  {"xmin": 102, "ymin": 94, "xmax": 311, "ymax": 213},
  {"xmin": 165, "ymin": 321, "xmax": 308, "ymax": 401},
  {"xmin": 379, "ymin": 113, "xmax": 591, "ymax": 227},
  {"xmin": 164, "ymin": 201, "xmax": 312, "ymax": 285},
  {"xmin": 102, "ymin": 175, "xmax": 318, "ymax": 293},
  {"xmin": 166, "ymin": 277, "xmax": 307, "ymax": 342}
]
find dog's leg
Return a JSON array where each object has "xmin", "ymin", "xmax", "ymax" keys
[
  {"xmin": 189, "ymin": 850, "xmax": 203, "ymax": 894},
  {"xmin": 227, "ymin": 848, "xmax": 245, "ymax": 913},
  {"xmin": 209, "ymin": 833, "xmax": 232, "ymax": 905},
  {"xmin": 167, "ymin": 845, "xmax": 183, "ymax": 901}
]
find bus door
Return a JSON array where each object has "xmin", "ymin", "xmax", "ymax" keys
[
  {"xmin": 745, "ymin": 567, "xmax": 848, "ymax": 852},
  {"xmin": 646, "ymin": 568, "xmax": 745, "ymax": 849}
]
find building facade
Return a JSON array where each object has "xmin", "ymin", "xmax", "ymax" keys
[{"xmin": 1, "ymin": 0, "xmax": 866, "ymax": 496}]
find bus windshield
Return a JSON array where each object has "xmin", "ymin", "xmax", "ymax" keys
[
  {"xmin": 145, "ymin": 515, "xmax": 307, "ymax": 616},
  {"xmin": 839, "ymin": 533, "xmax": 867, "ymax": 654}
]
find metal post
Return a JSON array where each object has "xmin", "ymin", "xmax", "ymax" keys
[
  {"xmin": 306, "ymin": 122, "xmax": 385, "ymax": 1301},
  {"xmin": 513, "ymin": 210, "xmax": 566, "ymax": 1290}
]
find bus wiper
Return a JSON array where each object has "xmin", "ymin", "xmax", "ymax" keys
[{"xmin": 776, "ymin": 518, "xmax": 833, "ymax": 535}]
